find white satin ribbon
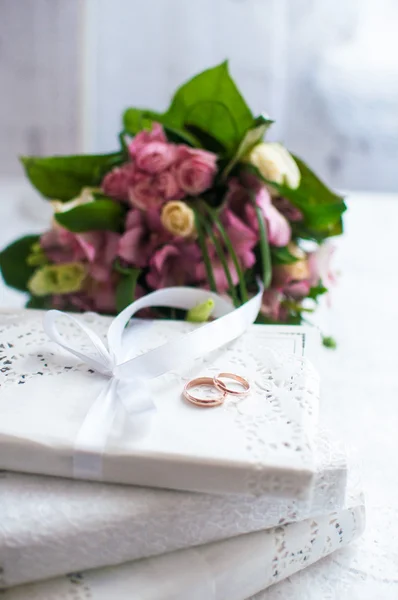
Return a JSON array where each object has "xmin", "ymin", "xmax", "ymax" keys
[{"xmin": 43, "ymin": 285, "xmax": 263, "ymax": 479}]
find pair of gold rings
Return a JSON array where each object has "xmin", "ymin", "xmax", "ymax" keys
[{"xmin": 183, "ymin": 373, "xmax": 250, "ymax": 408}]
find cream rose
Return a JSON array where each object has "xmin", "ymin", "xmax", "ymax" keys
[
  {"xmin": 161, "ymin": 201, "xmax": 195, "ymax": 237},
  {"xmin": 273, "ymin": 259, "xmax": 310, "ymax": 288},
  {"xmin": 247, "ymin": 143, "xmax": 301, "ymax": 191}
]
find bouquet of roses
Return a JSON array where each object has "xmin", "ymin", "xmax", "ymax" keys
[{"xmin": 0, "ymin": 62, "xmax": 345, "ymax": 337}]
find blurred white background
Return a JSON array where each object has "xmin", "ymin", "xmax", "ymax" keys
[
  {"xmin": 2, "ymin": 0, "xmax": 398, "ymax": 189},
  {"xmin": 1, "ymin": 0, "xmax": 398, "ymax": 307}
]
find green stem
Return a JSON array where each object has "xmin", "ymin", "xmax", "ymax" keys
[
  {"xmin": 198, "ymin": 213, "xmax": 239, "ymax": 307},
  {"xmin": 193, "ymin": 208, "xmax": 217, "ymax": 292},
  {"xmin": 252, "ymin": 201, "xmax": 272, "ymax": 289},
  {"xmin": 201, "ymin": 203, "xmax": 248, "ymax": 304}
]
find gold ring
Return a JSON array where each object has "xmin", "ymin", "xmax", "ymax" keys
[
  {"xmin": 213, "ymin": 372, "xmax": 250, "ymax": 396},
  {"xmin": 183, "ymin": 377, "xmax": 226, "ymax": 408}
]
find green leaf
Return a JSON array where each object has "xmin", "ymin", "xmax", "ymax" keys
[
  {"xmin": 116, "ymin": 268, "xmax": 141, "ymax": 313},
  {"xmin": 55, "ymin": 199, "xmax": 125, "ymax": 232},
  {"xmin": 281, "ymin": 299, "xmax": 314, "ymax": 314},
  {"xmin": 113, "ymin": 258, "xmax": 135, "ymax": 276},
  {"xmin": 25, "ymin": 295, "xmax": 52, "ymax": 310},
  {"xmin": 0, "ymin": 235, "xmax": 39, "ymax": 291},
  {"xmin": 308, "ymin": 284, "xmax": 328, "ymax": 302},
  {"xmin": 223, "ymin": 114, "xmax": 273, "ymax": 178},
  {"xmin": 292, "ymin": 156, "xmax": 343, "ymax": 206},
  {"xmin": 124, "ymin": 62, "xmax": 254, "ymax": 154},
  {"xmin": 270, "ymin": 246, "xmax": 300, "ymax": 265},
  {"xmin": 123, "ymin": 109, "xmax": 198, "ymax": 146},
  {"xmin": 252, "ymin": 201, "xmax": 272, "ymax": 289},
  {"xmin": 123, "ymin": 108, "xmax": 166, "ymax": 135},
  {"xmin": 169, "ymin": 62, "xmax": 253, "ymax": 152},
  {"xmin": 285, "ymin": 313, "xmax": 304, "ymax": 325},
  {"xmin": 20, "ymin": 152, "xmax": 125, "ymax": 201},
  {"xmin": 163, "ymin": 126, "xmax": 197, "ymax": 146},
  {"xmin": 183, "ymin": 124, "xmax": 226, "ymax": 154}
]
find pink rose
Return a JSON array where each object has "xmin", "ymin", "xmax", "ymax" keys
[
  {"xmin": 118, "ymin": 209, "xmax": 171, "ymax": 267},
  {"xmin": 134, "ymin": 141, "xmax": 176, "ymax": 174},
  {"xmin": 128, "ymin": 123, "xmax": 167, "ymax": 158},
  {"xmin": 156, "ymin": 169, "xmax": 184, "ymax": 199},
  {"xmin": 102, "ymin": 164, "xmax": 135, "ymax": 202},
  {"xmin": 129, "ymin": 175, "xmax": 165, "ymax": 210},
  {"xmin": 175, "ymin": 147, "xmax": 217, "ymax": 195},
  {"xmin": 147, "ymin": 242, "xmax": 202, "ymax": 289}
]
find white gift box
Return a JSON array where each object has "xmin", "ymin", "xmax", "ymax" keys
[
  {"xmin": 0, "ymin": 309, "xmax": 320, "ymax": 497},
  {"xmin": 1, "ymin": 500, "xmax": 365, "ymax": 600},
  {"xmin": 0, "ymin": 434, "xmax": 347, "ymax": 588}
]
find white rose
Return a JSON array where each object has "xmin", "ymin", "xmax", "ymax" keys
[{"xmin": 247, "ymin": 143, "xmax": 301, "ymax": 191}]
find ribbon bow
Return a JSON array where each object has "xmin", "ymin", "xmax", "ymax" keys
[{"xmin": 43, "ymin": 285, "xmax": 262, "ymax": 479}]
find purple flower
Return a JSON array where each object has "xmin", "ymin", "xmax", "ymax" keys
[
  {"xmin": 195, "ymin": 210, "xmax": 258, "ymax": 294},
  {"xmin": 226, "ymin": 179, "xmax": 291, "ymax": 247},
  {"xmin": 272, "ymin": 197, "xmax": 303, "ymax": 222},
  {"xmin": 118, "ymin": 209, "xmax": 171, "ymax": 268},
  {"xmin": 221, "ymin": 209, "xmax": 258, "ymax": 270},
  {"xmin": 146, "ymin": 242, "xmax": 202, "ymax": 289},
  {"xmin": 41, "ymin": 227, "xmax": 95, "ymax": 264}
]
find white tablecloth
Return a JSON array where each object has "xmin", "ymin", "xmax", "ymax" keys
[
  {"xmin": 253, "ymin": 193, "xmax": 398, "ymax": 598},
  {"xmin": 1, "ymin": 188, "xmax": 397, "ymax": 597}
]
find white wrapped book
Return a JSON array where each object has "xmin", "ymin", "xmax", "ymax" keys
[
  {"xmin": 1, "ymin": 498, "xmax": 365, "ymax": 600},
  {"xmin": 0, "ymin": 434, "xmax": 347, "ymax": 588},
  {"xmin": 0, "ymin": 307, "xmax": 319, "ymax": 497}
]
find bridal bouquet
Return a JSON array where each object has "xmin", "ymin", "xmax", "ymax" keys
[{"xmin": 0, "ymin": 62, "xmax": 345, "ymax": 334}]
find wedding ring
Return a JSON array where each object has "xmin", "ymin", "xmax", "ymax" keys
[
  {"xmin": 213, "ymin": 372, "xmax": 250, "ymax": 396},
  {"xmin": 183, "ymin": 377, "xmax": 226, "ymax": 408}
]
